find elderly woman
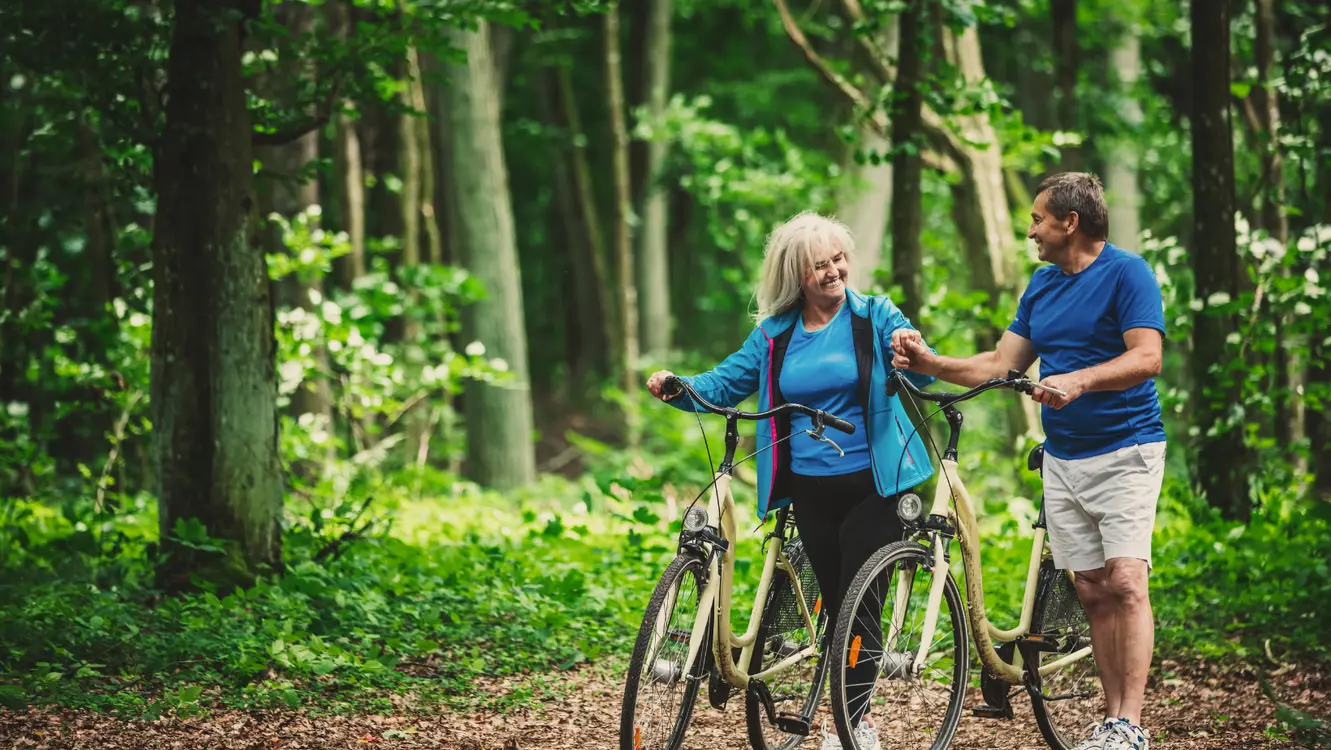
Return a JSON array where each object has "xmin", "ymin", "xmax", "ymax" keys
[{"xmin": 645, "ymin": 211, "xmax": 935, "ymax": 750}]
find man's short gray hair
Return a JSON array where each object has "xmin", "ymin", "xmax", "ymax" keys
[{"xmin": 1036, "ymin": 172, "xmax": 1109, "ymax": 239}]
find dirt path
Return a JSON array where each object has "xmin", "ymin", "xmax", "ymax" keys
[{"xmin": 1, "ymin": 662, "xmax": 1324, "ymax": 749}]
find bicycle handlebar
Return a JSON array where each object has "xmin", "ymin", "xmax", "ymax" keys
[
  {"xmin": 663, "ymin": 376, "xmax": 856, "ymax": 435},
  {"xmin": 885, "ymin": 369, "xmax": 1067, "ymax": 406}
]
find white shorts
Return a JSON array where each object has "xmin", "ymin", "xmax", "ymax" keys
[{"xmin": 1043, "ymin": 442, "xmax": 1166, "ymax": 572}]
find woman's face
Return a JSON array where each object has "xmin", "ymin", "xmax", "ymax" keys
[{"xmin": 801, "ymin": 245, "xmax": 850, "ymax": 306}]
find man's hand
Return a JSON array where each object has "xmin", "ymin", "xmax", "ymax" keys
[
  {"xmin": 891, "ymin": 329, "xmax": 935, "ymax": 374},
  {"xmin": 645, "ymin": 370, "xmax": 678, "ymax": 401},
  {"xmin": 1032, "ymin": 373, "xmax": 1085, "ymax": 409}
]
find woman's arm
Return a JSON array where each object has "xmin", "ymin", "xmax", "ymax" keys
[{"xmin": 645, "ymin": 327, "xmax": 765, "ymax": 411}]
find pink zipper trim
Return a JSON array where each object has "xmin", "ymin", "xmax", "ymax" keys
[
  {"xmin": 762, "ymin": 326, "xmax": 778, "ymax": 506},
  {"xmin": 896, "ymin": 415, "xmax": 916, "ymax": 466}
]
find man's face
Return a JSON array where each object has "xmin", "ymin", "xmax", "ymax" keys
[{"xmin": 1027, "ymin": 192, "xmax": 1070, "ymax": 262}]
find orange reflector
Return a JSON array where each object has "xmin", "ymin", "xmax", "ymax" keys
[
  {"xmin": 848, "ymin": 635, "xmax": 862, "ymax": 668},
  {"xmin": 814, "ymin": 597, "xmax": 822, "ymax": 617},
  {"xmin": 634, "ymin": 726, "xmax": 641, "ymax": 750},
  {"xmin": 1027, "ymin": 634, "xmax": 1045, "ymax": 642}
]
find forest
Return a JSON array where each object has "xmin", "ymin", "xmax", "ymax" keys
[{"xmin": 0, "ymin": 0, "xmax": 1329, "ymax": 747}]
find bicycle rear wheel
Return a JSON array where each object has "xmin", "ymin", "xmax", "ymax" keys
[
  {"xmin": 620, "ymin": 554, "xmax": 709, "ymax": 750},
  {"xmin": 829, "ymin": 541, "xmax": 969, "ymax": 750},
  {"xmin": 1028, "ymin": 560, "xmax": 1101, "ymax": 750},
  {"xmin": 744, "ymin": 538, "xmax": 830, "ymax": 750}
]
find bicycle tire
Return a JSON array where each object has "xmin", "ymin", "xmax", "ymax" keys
[
  {"xmin": 620, "ymin": 554, "xmax": 709, "ymax": 750},
  {"xmin": 744, "ymin": 538, "xmax": 830, "ymax": 750},
  {"xmin": 829, "ymin": 541, "xmax": 969, "ymax": 750},
  {"xmin": 1028, "ymin": 560, "xmax": 1101, "ymax": 750}
]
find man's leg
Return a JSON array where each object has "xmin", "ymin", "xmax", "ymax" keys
[
  {"xmin": 1074, "ymin": 567, "xmax": 1121, "ymax": 720},
  {"xmin": 1105, "ymin": 557, "xmax": 1152, "ymax": 725},
  {"xmin": 1044, "ymin": 452, "xmax": 1118, "ymax": 721}
]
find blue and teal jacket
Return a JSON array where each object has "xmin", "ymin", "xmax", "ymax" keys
[{"xmin": 670, "ymin": 288, "xmax": 937, "ymax": 519}]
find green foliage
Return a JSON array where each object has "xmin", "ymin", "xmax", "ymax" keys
[{"xmin": 0, "ymin": 473, "xmax": 667, "ymax": 716}]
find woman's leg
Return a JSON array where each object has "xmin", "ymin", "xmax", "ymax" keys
[
  {"xmin": 788, "ymin": 472, "xmax": 867, "ymax": 645},
  {"xmin": 838, "ymin": 487, "xmax": 908, "ymax": 726}
]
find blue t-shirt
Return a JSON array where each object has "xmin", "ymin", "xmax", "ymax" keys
[
  {"xmin": 779, "ymin": 302, "xmax": 872, "ymax": 475},
  {"xmin": 1009, "ymin": 244, "xmax": 1166, "ymax": 460}
]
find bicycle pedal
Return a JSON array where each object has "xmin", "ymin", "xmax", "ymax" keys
[
  {"xmin": 980, "ymin": 641, "xmax": 1015, "ymax": 711},
  {"xmin": 774, "ymin": 713, "xmax": 811, "ymax": 736},
  {"xmin": 1017, "ymin": 634, "xmax": 1064, "ymax": 654},
  {"xmin": 972, "ymin": 704, "xmax": 1014, "ymax": 720}
]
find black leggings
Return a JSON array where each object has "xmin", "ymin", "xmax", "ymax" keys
[{"xmin": 790, "ymin": 469, "xmax": 907, "ymax": 727}]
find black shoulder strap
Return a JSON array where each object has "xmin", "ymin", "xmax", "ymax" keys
[{"xmin": 851, "ymin": 299, "xmax": 874, "ymax": 409}]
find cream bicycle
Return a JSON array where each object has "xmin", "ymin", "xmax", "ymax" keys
[
  {"xmin": 620, "ymin": 377, "xmax": 855, "ymax": 750},
  {"xmin": 827, "ymin": 370, "xmax": 1100, "ymax": 750}
]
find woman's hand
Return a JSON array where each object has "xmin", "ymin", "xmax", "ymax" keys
[
  {"xmin": 890, "ymin": 329, "xmax": 936, "ymax": 374},
  {"xmin": 646, "ymin": 370, "xmax": 678, "ymax": 401}
]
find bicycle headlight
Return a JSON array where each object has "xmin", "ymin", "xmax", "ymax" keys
[
  {"xmin": 683, "ymin": 506, "xmax": 709, "ymax": 533},
  {"xmin": 897, "ymin": 493, "xmax": 923, "ymax": 523}
]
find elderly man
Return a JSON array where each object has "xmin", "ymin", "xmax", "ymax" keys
[{"xmin": 893, "ymin": 172, "xmax": 1166, "ymax": 750}]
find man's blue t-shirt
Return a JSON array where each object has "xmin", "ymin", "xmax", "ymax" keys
[
  {"xmin": 1009, "ymin": 243, "xmax": 1166, "ymax": 460},
  {"xmin": 779, "ymin": 302, "xmax": 871, "ymax": 475}
]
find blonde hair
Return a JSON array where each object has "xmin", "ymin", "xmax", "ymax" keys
[{"xmin": 753, "ymin": 211, "xmax": 856, "ymax": 323}]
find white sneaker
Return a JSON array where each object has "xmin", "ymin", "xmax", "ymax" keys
[
  {"xmin": 1068, "ymin": 719, "xmax": 1118, "ymax": 750},
  {"xmin": 1101, "ymin": 721, "xmax": 1150, "ymax": 750},
  {"xmin": 819, "ymin": 722, "xmax": 840, "ymax": 750},
  {"xmin": 853, "ymin": 720, "xmax": 882, "ymax": 750},
  {"xmin": 818, "ymin": 720, "xmax": 882, "ymax": 750}
]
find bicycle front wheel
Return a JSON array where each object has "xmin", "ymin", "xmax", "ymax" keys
[
  {"xmin": 744, "ymin": 537, "xmax": 830, "ymax": 750},
  {"xmin": 830, "ymin": 541, "xmax": 969, "ymax": 750},
  {"xmin": 1028, "ymin": 560, "xmax": 1101, "ymax": 750},
  {"xmin": 620, "ymin": 554, "xmax": 709, "ymax": 750}
]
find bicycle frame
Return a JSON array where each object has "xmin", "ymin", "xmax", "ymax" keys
[
  {"xmin": 913, "ymin": 457, "xmax": 1093, "ymax": 685},
  {"xmin": 679, "ymin": 471, "xmax": 822, "ymax": 691}
]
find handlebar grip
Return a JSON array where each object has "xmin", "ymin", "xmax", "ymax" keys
[
  {"xmin": 885, "ymin": 371, "xmax": 902, "ymax": 397},
  {"xmin": 827, "ymin": 415, "xmax": 856, "ymax": 435},
  {"xmin": 662, "ymin": 375, "xmax": 684, "ymax": 398}
]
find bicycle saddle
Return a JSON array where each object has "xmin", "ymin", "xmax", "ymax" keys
[{"xmin": 1027, "ymin": 443, "xmax": 1045, "ymax": 472}]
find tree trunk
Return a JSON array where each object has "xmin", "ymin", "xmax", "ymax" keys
[
  {"xmin": 400, "ymin": 45, "xmax": 434, "ymax": 467},
  {"xmin": 606, "ymin": 2, "xmax": 640, "ymax": 444},
  {"xmin": 1306, "ymin": 103, "xmax": 1331, "ymax": 499},
  {"xmin": 330, "ymin": 2, "xmax": 365, "ymax": 285},
  {"xmin": 939, "ymin": 24, "xmax": 1041, "ymax": 446},
  {"xmin": 363, "ymin": 96, "xmax": 403, "ymax": 249},
  {"xmin": 414, "ymin": 49, "xmax": 443, "ymax": 269},
  {"xmin": 443, "ymin": 21, "xmax": 537, "ymax": 489},
  {"xmin": 1189, "ymin": 0, "xmax": 1249, "ymax": 520},
  {"xmin": 838, "ymin": 16, "xmax": 898, "ymax": 292},
  {"xmin": 538, "ymin": 68, "xmax": 605, "ymax": 383},
  {"xmin": 1105, "ymin": 21, "xmax": 1142, "ymax": 247},
  {"xmin": 1051, "ymin": 0, "xmax": 1080, "ymax": 170},
  {"xmin": 557, "ymin": 63, "xmax": 615, "ymax": 375},
  {"xmin": 152, "ymin": 0, "xmax": 283, "ymax": 587},
  {"xmin": 839, "ymin": 126, "xmax": 893, "ymax": 291},
  {"xmin": 333, "ymin": 113, "xmax": 367, "ymax": 285},
  {"xmin": 422, "ymin": 50, "xmax": 459, "ymax": 266},
  {"xmin": 889, "ymin": 0, "xmax": 925, "ymax": 324},
  {"xmin": 1252, "ymin": 0, "xmax": 1303, "ymax": 469},
  {"xmin": 638, "ymin": 0, "xmax": 673, "ymax": 359}
]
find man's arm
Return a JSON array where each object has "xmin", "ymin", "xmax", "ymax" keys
[
  {"xmin": 1032, "ymin": 328, "xmax": 1162, "ymax": 408},
  {"xmin": 894, "ymin": 329, "xmax": 1038, "ymax": 387}
]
